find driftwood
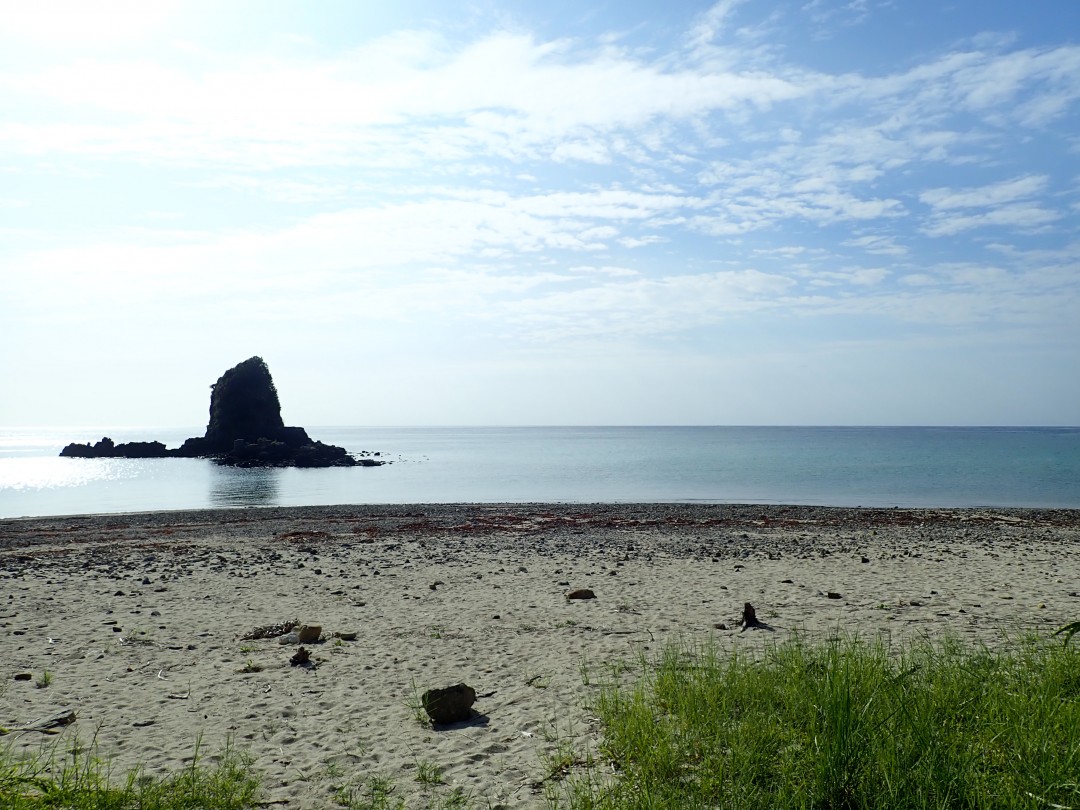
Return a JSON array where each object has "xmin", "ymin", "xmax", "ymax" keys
[
  {"xmin": 239, "ymin": 620, "xmax": 298, "ymax": 641},
  {"xmin": 740, "ymin": 602, "xmax": 775, "ymax": 632},
  {"xmin": 0, "ymin": 707, "xmax": 77, "ymax": 735}
]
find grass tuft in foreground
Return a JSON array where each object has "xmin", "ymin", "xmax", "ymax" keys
[
  {"xmin": 553, "ymin": 633, "xmax": 1080, "ymax": 809},
  {"xmin": 0, "ymin": 735, "xmax": 259, "ymax": 809}
]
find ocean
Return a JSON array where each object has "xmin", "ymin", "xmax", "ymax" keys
[{"xmin": 1, "ymin": 426, "xmax": 1078, "ymax": 519}]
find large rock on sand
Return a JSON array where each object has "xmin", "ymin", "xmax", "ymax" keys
[{"xmin": 421, "ymin": 683, "xmax": 477, "ymax": 725}]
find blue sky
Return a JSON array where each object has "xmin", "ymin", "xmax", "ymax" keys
[{"xmin": 2, "ymin": 0, "xmax": 1079, "ymax": 427}]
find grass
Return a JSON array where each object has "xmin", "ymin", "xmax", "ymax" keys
[
  {"xmin": 336, "ymin": 774, "xmax": 403, "ymax": 810},
  {"xmin": 8, "ymin": 628, "xmax": 1077, "ymax": 810},
  {"xmin": 406, "ymin": 678, "xmax": 432, "ymax": 728},
  {"xmin": 336, "ymin": 771, "xmax": 472, "ymax": 810},
  {"xmin": 0, "ymin": 735, "xmax": 259, "ymax": 809},
  {"xmin": 414, "ymin": 759, "xmax": 445, "ymax": 787},
  {"xmin": 552, "ymin": 631, "xmax": 1080, "ymax": 809}
]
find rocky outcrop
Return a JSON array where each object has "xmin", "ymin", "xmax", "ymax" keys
[
  {"xmin": 60, "ymin": 357, "xmax": 378, "ymax": 468},
  {"xmin": 60, "ymin": 438, "xmax": 170, "ymax": 459}
]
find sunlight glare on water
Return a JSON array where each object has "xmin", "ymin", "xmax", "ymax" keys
[{"xmin": 0, "ymin": 457, "xmax": 135, "ymax": 491}]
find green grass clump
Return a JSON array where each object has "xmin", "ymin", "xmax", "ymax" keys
[
  {"xmin": 556, "ymin": 633, "xmax": 1080, "ymax": 809},
  {"xmin": 0, "ymin": 737, "xmax": 259, "ymax": 809}
]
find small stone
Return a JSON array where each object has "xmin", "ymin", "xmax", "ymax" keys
[
  {"xmin": 861, "ymin": 556, "xmax": 870, "ymax": 564},
  {"xmin": 114, "ymin": 590, "xmax": 124, "ymax": 596},
  {"xmin": 278, "ymin": 632, "xmax": 300, "ymax": 645},
  {"xmin": 334, "ymin": 631, "xmax": 358, "ymax": 641},
  {"xmin": 142, "ymin": 577, "xmax": 151, "ymax": 585},
  {"xmin": 714, "ymin": 623, "xmax": 728, "ymax": 630},
  {"xmin": 422, "ymin": 683, "xmax": 476, "ymax": 724},
  {"xmin": 566, "ymin": 589, "xmax": 596, "ymax": 600},
  {"xmin": 827, "ymin": 592, "xmax": 843, "ymax": 599},
  {"xmin": 296, "ymin": 625, "xmax": 322, "ymax": 643},
  {"xmin": 14, "ymin": 672, "xmax": 32, "ymax": 681},
  {"xmin": 112, "ymin": 626, "xmax": 123, "ymax": 633}
]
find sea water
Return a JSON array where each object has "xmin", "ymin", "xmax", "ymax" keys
[{"xmin": 1, "ymin": 426, "xmax": 1078, "ymax": 519}]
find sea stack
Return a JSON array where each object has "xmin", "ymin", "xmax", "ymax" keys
[
  {"xmin": 206, "ymin": 355, "xmax": 287, "ymax": 450},
  {"xmin": 60, "ymin": 357, "xmax": 367, "ymax": 468}
]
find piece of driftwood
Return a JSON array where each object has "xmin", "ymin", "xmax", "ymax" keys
[
  {"xmin": 740, "ymin": 602, "xmax": 775, "ymax": 632},
  {"xmin": 0, "ymin": 707, "xmax": 77, "ymax": 735},
  {"xmin": 239, "ymin": 620, "xmax": 299, "ymax": 641}
]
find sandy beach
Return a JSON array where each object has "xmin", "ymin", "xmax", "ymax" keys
[{"xmin": 2, "ymin": 504, "xmax": 1079, "ymax": 808}]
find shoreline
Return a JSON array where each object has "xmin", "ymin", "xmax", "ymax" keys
[
  {"xmin": 5, "ymin": 500, "xmax": 1079, "ymax": 536},
  {"xmin": 3, "ymin": 504, "xmax": 1079, "ymax": 808}
]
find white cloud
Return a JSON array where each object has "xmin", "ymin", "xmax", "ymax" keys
[
  {"xmin": 0, "ymin": 29, "xmax": 809, "ymax": 170},
  {"xmin": 800, "ymin": 267, "xmax": 888, "ymax": 288},
  {"xmin": 567, "ymin": 265, "xmax": 641, "ymax": 278},
  {"xmin": 843, "ymin": 235, "xmax": 907, "ymax": 256},
  {"xmin": 920, "ymin": 175, "xmax": 1047, "ymax": 210},
  {"xmin": 0, "ymin": 0, "xmax": 179, "ymax": 47},
  {"xmin": 923, "ymin": 203, "xmax": 1060, "ymax": 237},
  {"xmin": 550, "ymin": 140, "xmax": 611, "ymax": 163},
  {"xmin": 919, "ymin": 175, "xmax": 1061, "ymax": 236},
  {"xmin": 939, "ymin": 264, "xmax": 1010, "ymax": 287},
  {"xmin": 687, "ymin": 0, "xmax": 749, "ymax": 52},
  {"xmin": 899, "ymin": 274, "xmax": 938, "ymax": 286},
  {"xmin": 619, "ymin": 235, "xmax": 667, "ymax": 248},
  {"xmin": 501, "ymin": 269, "xmax": 795, "ymax": 340}
]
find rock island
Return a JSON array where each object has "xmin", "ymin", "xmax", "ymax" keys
[{"xmin": 60, "ymin": 357, "xmax": 374, "ymax": 468}]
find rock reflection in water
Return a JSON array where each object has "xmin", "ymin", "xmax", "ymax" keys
[{"xmin": 209, "ymin": 465, "xmax": 281, "ymax": 507}]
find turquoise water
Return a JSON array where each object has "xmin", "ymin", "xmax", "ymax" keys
[{"xmin": 1, "ymin": 426, "xmax": 1078, "ymax": 518}]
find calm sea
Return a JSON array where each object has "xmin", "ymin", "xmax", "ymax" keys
[{"xmin": 1, "ymin": 426, "xmax": 1078, "ymax": 519}]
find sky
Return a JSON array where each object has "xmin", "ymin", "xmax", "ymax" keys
[{"xmin": 2, "ymin": 0, "xmax": 1079, "ymax": 428}]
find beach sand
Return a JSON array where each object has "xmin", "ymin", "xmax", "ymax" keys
[{"xmin": 2, "ymin": 504, "xmax": 1079, "ymax": 808}]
